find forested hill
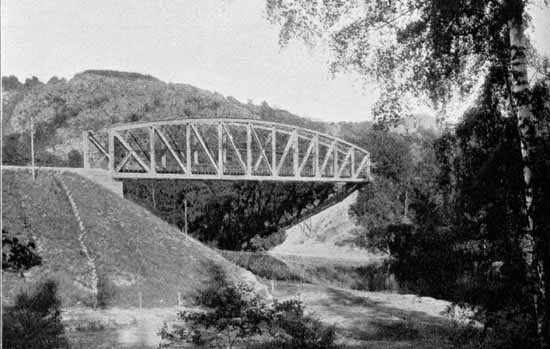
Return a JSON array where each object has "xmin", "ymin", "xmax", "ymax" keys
[{"xmin": 2, "ymin": 70, "xmax": 378, "ymax": 164}]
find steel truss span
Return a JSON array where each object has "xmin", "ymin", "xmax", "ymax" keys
[{"xmin": 83, "ymin": 118, "xmax": 372, "ymax": 183}]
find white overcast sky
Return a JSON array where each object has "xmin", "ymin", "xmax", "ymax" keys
[{"xmin": 2, "ymin": 0, "xmax": 550, "ymax": 123}]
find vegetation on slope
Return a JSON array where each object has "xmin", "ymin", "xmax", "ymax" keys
[{"xmin": 1, "ymin": 169, "xmax": 263, "ymax": 308}]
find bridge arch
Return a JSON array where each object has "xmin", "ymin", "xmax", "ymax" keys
[{"xmin": 83, "ymin": 118, "xmax": 372, "ymax": 183}]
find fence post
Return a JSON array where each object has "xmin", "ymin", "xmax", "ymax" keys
[{"xmin": 139, "ymin": 291, "xmax": 142, "ymax": 310}]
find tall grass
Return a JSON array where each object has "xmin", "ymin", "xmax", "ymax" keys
[
  {"xmin": 219, "ymin": 250, "xmax": 305, "ymax": 282},
  {"xmin": 220, "ymin": 250, "xmax": 399, "ymax": 291}
]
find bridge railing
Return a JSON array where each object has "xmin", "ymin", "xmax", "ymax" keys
[{"xmin": 83, "ymin": 118, "xmax": 372, "ymax": 183}]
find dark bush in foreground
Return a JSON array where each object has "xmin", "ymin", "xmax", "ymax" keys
[
  {"xmin": 159, "ymin": 266, "xmax": 335, "ymax": 348},
  {"xmin": 2, "ymin": 230, "xmax": 42, "ymax": 274},
  {"xmin": 2, "ymin": 279, "xmax": 68, "ymax": 348}
]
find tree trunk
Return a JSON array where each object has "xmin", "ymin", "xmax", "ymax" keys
[{"xmin": 508, "ymin": 15, "xmax": 546, "ymax": 347}]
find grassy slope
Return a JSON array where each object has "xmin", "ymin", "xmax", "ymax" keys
[
  {"xmin": 2, "ymin": 169, "xmax": 263, "ymax": 307},
  {"xmin": 2, "ymin": 170, "xmax": 92, "ymax": 305}
]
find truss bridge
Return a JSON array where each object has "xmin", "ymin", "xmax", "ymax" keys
[{"xmin": 83, "ymin": 118, "xmax": 372, "ymax": 183}]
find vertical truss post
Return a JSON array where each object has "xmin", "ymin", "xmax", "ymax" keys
[
  {"xmin": 350, "ymin": 148, "xmax": 355, "ymax": 177},
  {"xmin": 314, "ymin": 134, "xmax": 320, "ymax": 178},
  {"xmin": 186, "ymin": 123, "xmax": 191, "ymax": 173},
  {"xmin": 246, "ymin": 123, "xmax": 252, "ymax": 176},
  {"xmin": 272, "ymin": 128, "xmax": 277, "ymax": 177},
  {"xmin": 333, "ymin": 143, "xmax": 338, "ymax": 178},
  {"xmin": 82, "ymin": 131, "xmax": 90, "ymax": 168},
  {"xmin": 108, "ymin": 130, "xmax": 115, "ymax": 174},
  {"xmin": 218, "ymin": 122, "xmax": 223, "ymax": 176},
  {"xmin": 149, "ymin": 127, "xmax": 156, "ymax": 174},
  {"xmin": 293, "ymin": 129, "xmax": 299, "ymax": 177}
]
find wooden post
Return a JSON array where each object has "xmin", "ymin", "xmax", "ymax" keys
[
  {"xmin": 30, "ymin": 116, "xmax": 35, "ymax": 180},
  {"xmin": 177, "ymin": 292, "xmax": 182, "ymax": 307},
  {"xmin": 82, "ymin": 131, "xmax": 90, "ymax": 168},
  {"xmin": 139, "ymin": 291, "xmax": 142, "ymax": 310}
]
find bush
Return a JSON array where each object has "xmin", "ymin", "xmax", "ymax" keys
[
  {"xmin": 2, "ymin": 279, "xmax": 68, "ymax": 348},
  {"xmin": 269, "ymin": 299, "xmax": 336, "ymax": 348},
  {"xmin": 160, "ymin": 266, "xmax": 335, "ymax": 348},
  {"xmin": 2, "ymin": 230, "xmax": 42, "ymax": 274}
]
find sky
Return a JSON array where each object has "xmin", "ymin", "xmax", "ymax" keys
[{"xmin": 2, "ymin": 0, "xmax": 550, "ymax": 123}]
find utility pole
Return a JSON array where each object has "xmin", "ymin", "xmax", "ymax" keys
[{"xmin": 30, "ymin": 116, "xmax": 36, "ymax": 180}]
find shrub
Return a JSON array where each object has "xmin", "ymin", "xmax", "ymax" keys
[
  {"xmin": 269, "ymin": 299, "xmax": 336, "ymax": 348},
  {"xmin": 160, "ymin": 266, "xmax": 335, "ymax": 348},
  {"xmin": 2, "ymin": 279, "xmax": 68, "ymax": 348},
  {"xmin": 2, "ymin": 230, "xmax": 42, "ymax": 275}
]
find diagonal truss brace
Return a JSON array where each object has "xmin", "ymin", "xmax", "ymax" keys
[
  {"xmin": 276, "ymin": 129, "xmax": 297, "ymax": 175},
  {"xmin": 223, "ymin": 124, "xmax": 247, "ymax": 173},
  {"xmin": 250, "ymin": 125, "xmax": 273, "ymax": 174},
  {"xmin": 353, "ymin": 153, "xmax": 371, "ymax": 179},
  {"xmin": 113, "ymin": 131, "xmax": 150, "ymax": 173},
  {"xmin": 190, "ymin": 124, "xmax": 219, "ymax": 174},
  {"xmin": 319, "ymin": 140, "xmax": 337, "ymax": 176},
  {"xmin": 154, "ymin": 127, "xmax": 187, "ymax": 173},
  {"xmin": 297, "ymin": 135, "xmax": 317, "ymax": 176},
  {"xmin": 336, "ymin": 148, "xmax": 354, "ymax": 178}
]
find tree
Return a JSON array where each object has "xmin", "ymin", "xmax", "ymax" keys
[
  {"xmin": 2, "ymin": 229, "xmax": 42, "ymax": 276},
  {"xmin": 267, "ymin": 0, "xmax": 549, "ymax": 345}
]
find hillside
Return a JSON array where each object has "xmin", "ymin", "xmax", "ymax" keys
[
  {"xmin": 1, "ymin": 168, "xmax": 264, "ymax": 307},
  {"xmin": 1, "ymin": 70, "xmax": 373, "ymax": 165}
]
